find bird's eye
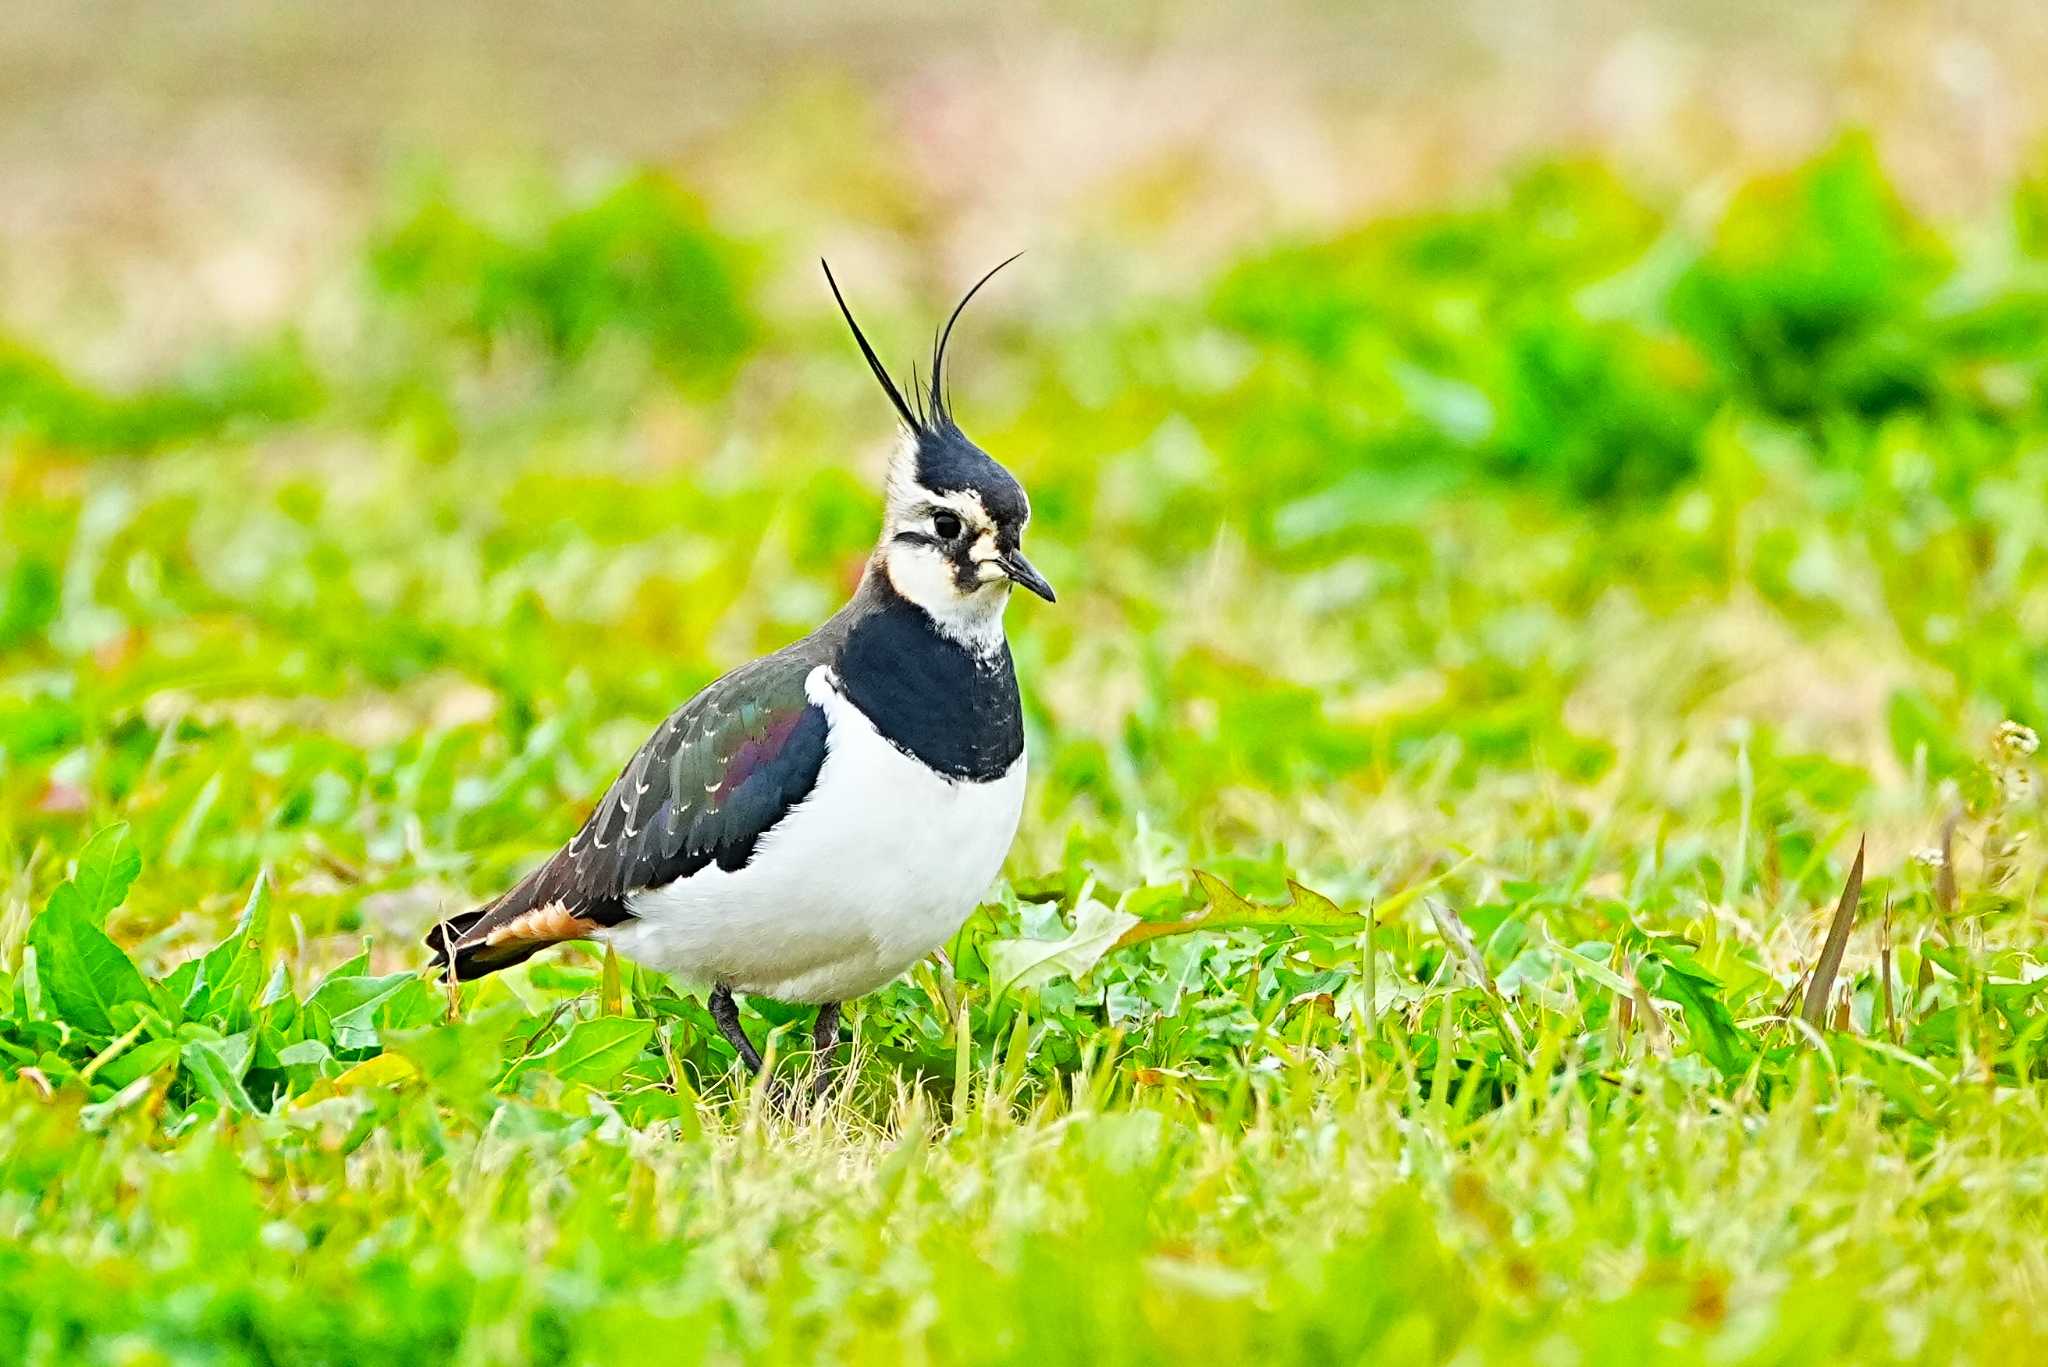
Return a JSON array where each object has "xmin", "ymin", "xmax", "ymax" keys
[{"xmin": 932, "ymin": 511, "xmax": 963, "ymax": 540}]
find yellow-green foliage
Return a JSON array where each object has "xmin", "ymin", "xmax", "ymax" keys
[{"xmin": 2, "ymin": 149, "xmax": 2047, "ymax": 1362}]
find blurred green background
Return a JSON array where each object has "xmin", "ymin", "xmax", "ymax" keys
[{"xmin": 4, "ymin": 3, "xmax": 2048, "ymax": 1363}]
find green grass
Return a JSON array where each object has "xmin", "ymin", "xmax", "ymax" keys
[{"xmin": 3, "ymin": 142, "xmax": 2047, "ymax": 1363}]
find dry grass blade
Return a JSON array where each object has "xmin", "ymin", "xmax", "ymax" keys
[
  {"xmin": 1630, "ymin": 976, "xmax": 1672, "ymax": 1059},
  {"xmin": 1425, "ymin": 898, "xmax": 1492, "ymax": 990},
  {"xmin": 1775, "ymin": 975, "xmax": 1807, "ymax": 1025},
  {"xmin": 1361, "ymin": 901, "xmax": 1378, "ymax": 1042},
  {"xmin": 1800, "ymin": 836, "xmax": 1865, "ymax": 1030},
  {"xmin": 600, "ymin": 945, "xmax": 624, "ymax": 1016},
  {"xmin": 1426, "ymin": 898, "xmax": 1528, "ymax": 1065},
  {"xmin": 1880, "ymin": 895, "xmax": 1896, "ymax": 1043},
  {"xmin": 1935, "ymin": 812, "xmax": 1958, "ymax": 919}
]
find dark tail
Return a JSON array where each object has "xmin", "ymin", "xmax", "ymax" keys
[{"xmin": 424, "ymin": 900, "xmax": 552, "ymax": 982}]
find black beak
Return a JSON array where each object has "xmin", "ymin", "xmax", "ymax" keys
[{"xmin": 997, "ymin": 550, "xmax": 1056, "ymax": 603}]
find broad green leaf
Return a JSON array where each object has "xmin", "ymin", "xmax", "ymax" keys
[
  {"xmin": 275, "ymin": 1038, "xmax": 335, "ymax": 1068},
  {"xmin": 184, "ymin": 874, "xmax": 276, "ymax": 1025},
  {"xmin": 258, "ymin": 959, "xmax": 295, "ymax": 1011},
  {"xmin": 386, "ymin": 1012, "xmax": 519, "ymax": 1112},
  {"xmin": 332, "ymin": 1052, "xmax": 419, "ymax": 1089},
  {"xmin": 1113, "ymin": 871, "xmax": 1367, "ymax": 950},
  {"xmin": 305, "ymin": 970, "xmax": 431, "ymax": 1051},
  {"xmin": 297, "ymin": 999, "xmax": 335, "ymax": 1050},
  {"xmin": 27, "ymin": 902, "xmax": 152, "ymax": 1037},
  {"xmin": 181, "ymin": 1033, "xmax": 257, "ymax": 1112},
  {"xmin": 612, "ymin": 1086, "xmax": 687, "ymax": 1127},
  {"xmin": 79, "ymin": 1020, "xmax": 148, "ymax": 1084},
  {"xmin": 1549, "ymin": 942, "xmax": 1633, "ymax": 996},
  {"xmin": 285, "ymin": 1050, "xmax": 417, "ymax": 1111},
  {"xmin": 17, "ymin": 947, "xmax": 43, "ymax": 1021},
  {"xmin": 988, "ymin": 896, "xmax": 1140, "ymax": 996},
  {"xmin": 531, "ymin": 1016, "xmax": 656, "ymax": 1088},
  {"xmin": 47, "ymin": 824, "xmax": 142, "ymax": 927},
  {"xmin": 1642, "ymin": 953, "xmax": 1751, "ymax": 1075},
  {"xmin": 321, "ymin": 946, "xmax": 373, "ymax": 981},
  {"xmin": 304, "ymin": 968, "xmax": 412, "ymax": 1018},
  {"xmin": 95, "ymin": 1037, "xmax": 180, "ymax": 1089},
  {"xmin": 208, "ymin": 1028, "xmax": 255, "ymax": 1078},
  {"xmin": 388, "ymin": 1019, "xmax": 482, "ymax": 1082},
  {"xmin": 161, "ymin": 957, "xmax": 200, "ymax": 1007}
]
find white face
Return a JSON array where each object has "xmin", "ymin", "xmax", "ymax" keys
[{"xmin": 878, "ymin": 441, "xmax": 1025, "ymax": 652}]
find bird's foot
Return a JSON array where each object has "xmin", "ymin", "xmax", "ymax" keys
[
  {"xmin": 808, "ymin": 1001, "xmax": 842, "ymax": 1102},
  {"xmin": 710, "ymin": 987, "xmax": 845, "ymax": 1114}
]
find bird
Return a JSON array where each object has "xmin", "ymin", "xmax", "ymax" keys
[{"xmin": 426, "ymin": 257, "xmax": 1053, "ymax": 1095}]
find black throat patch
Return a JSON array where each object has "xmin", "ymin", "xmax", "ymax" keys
[{"xmin": 833, "ymin": 583, "xmax": 1024, "ymax": 782}]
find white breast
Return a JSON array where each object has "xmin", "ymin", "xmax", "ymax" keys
[{"xmin": 603, "ymin": 665, "xmax": 1025, "ymax": 1003}]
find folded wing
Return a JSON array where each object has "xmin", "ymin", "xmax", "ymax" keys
[{"xmin": 427, "ymin": 654, "xmax": 830, "ymax": 980}]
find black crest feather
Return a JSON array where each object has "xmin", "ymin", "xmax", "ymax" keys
[
  {"xmin": 821, "ymin": 258, "xmax": 917, "ymax": 432},
  {"xmin": 822, "ymin": 255, "xmax": 1023, "ymax": 435},
  {"xmin": 928, "ymin": 252, "xmax": 1024, "ymax": 426}
]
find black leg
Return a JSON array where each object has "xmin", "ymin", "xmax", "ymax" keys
[
  {"xmin": 810, "ymin": 1002, "xmax": 841, "ymax": 1096},
  {"xmin": 708, "ymin": 984, "xmax": 764, "ymax": 1073},
  {"xmin": 811, "ymin": 1002, "xmax": 840, "ymax": 1059}
]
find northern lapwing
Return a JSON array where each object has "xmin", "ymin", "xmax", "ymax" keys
[{"xmin": 427, "ymin": 258, "xmax": 1053, "ymax": 1094}]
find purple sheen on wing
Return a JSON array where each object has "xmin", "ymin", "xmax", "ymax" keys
[{"xmin": 713, "ymin": 710, "xmax": 805, "ymax": 805}]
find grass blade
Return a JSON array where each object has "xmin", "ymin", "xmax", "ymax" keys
[
  {"xmin": 1880, "ymin": 895, "xmax": 1896, "ymax": 1043},
  {"xmin": 1800, "ymin": 836, "xmax": 1865, "ymax": 1031},
  {"xmin": 1935, "ymin": 812, "xmax": 1958, "ymax": 919}
]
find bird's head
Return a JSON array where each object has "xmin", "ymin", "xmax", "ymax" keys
[{"xmin": 824, "ymin": 259, "xmax": 1054, "ymax": 650}]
